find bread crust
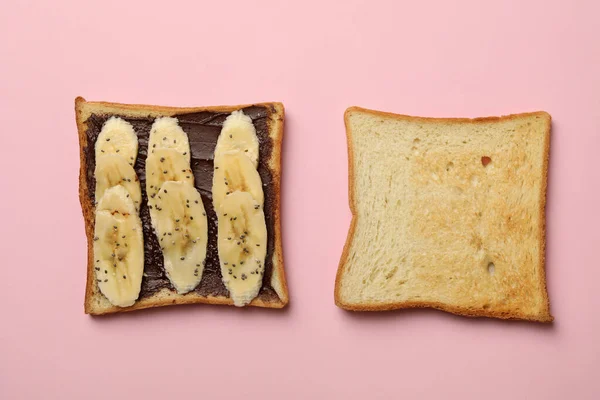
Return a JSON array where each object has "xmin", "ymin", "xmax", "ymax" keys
[
  {"xmin": 76, "ymin": 97, "xmax": 288, "ymax": 315},
  {"xmin": 334, "ymin": 106, "xmax": 553, "ymax": 323}
]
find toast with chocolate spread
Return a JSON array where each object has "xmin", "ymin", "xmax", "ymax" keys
[
  {"xmin": 335, "ymin": 107, "xmax": 552, "ymax": 322},
  {"xmin": 76, "ymin": 97, "xmax": 288, "ymax": 315}
]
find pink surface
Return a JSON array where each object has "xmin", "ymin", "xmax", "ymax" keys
[{"xmin": 1, "ymin": 0, "xmax": 599, "ymax": 398}]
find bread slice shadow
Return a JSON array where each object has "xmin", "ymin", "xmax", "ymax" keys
[
  {"xmin": 338, "ymin": 306, "xmax": 556, "ymax": 331},
  {"xmin": 88, "ymin": 298, "xmax": 294, "ymax": 323}
]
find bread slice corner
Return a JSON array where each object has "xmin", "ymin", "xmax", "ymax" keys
[{"xmin": 335, "ymin": 106, "xmax": 552, "ymax": 322}]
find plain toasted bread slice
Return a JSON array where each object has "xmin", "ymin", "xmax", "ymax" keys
[
  {"xmin": 76, "ymin": 97, "xmax": 288, "ymax": 315},
  {"xmin": 335, "ymin": 107, "xmax": 552, "ymax": 322}
]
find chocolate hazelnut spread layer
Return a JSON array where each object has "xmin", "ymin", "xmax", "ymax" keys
[{"xmin": 83, "ymin": 105, "xmax": 279, "ymax": 302}]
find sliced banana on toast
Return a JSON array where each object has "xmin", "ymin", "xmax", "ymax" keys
[
  {"xmin": 213, "ymin": 110, "xmax": 266, "ymax": 306},
  {"xmin": 95, "ymin": 117, "xmax": 138, "ymax": 164},
  {"xmin": 153, "ymin": 181, "xmax": 208, "ymax": 293},
  {"xmin": 93, "ymin": 116, "xmax": 143, "ymax": 307},
  {"xmin": 146, "ymin": 117, "xmax": 208, "ymax": 293},
  {"xmin": 146, "ymin": 117, "xmax": 194, "ymax": 226},
  {"xmin": 212, "ymin": 151, "xmax": 264, "ymax": 212},
  {"xmin": 217, "ymin": 191, "xmax": 267, "ymax": 306},
  {"xmin": 148, "ymin": 117, "xmax": 191, "ymax": 163},
  {"xmin": 215, "ymin": 110, "xmax": 259, "ymax": 168},
  {"xmin": 93, "ymin": 186, "xmax": 144, "ymax": 307},
  {"xmin": 95, "ymin": 154, "xmax": 141, "ymax": 209},
  {"xmin": 146, "ymin": 148, "xmax": 194, "ymax": 212}
]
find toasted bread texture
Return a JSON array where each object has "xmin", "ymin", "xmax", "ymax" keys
[
  {"xmin": 335, "ymin": 107, "xmax": 552, "ymax": 322},
  {"xmin": 76, "ymin": 97, "xmax": 288, "ymax": 315}
]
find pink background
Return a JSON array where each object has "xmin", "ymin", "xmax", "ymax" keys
[{"xmin": 1, "ymin": 0, "xmax": 599, "ymax": 398}]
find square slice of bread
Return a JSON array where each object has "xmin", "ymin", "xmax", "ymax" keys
[
  {"xmin": 76, "ymin": 97, "xmax": 288, "ymax": 315},
  {"xmin": 335, "ymin": 107, "xmax": 552, "ymax": 322}
]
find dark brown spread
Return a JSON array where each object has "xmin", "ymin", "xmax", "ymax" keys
[{"xmin": 84, "ymin": 106, "xmax": 279, "ymax": 302}]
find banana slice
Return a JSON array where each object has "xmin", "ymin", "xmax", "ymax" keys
[
  {"xmin": 217, "ymin": 191, "xmax": 267, "ymax": 306},
  {"xmin": 93, "ymin": 185, "xmax": 144, "ymax": 307},
  {"xmin": 95, "ymin": 117, "xmax": 138, "ymax": 165},
  {"xmin": 146, "ymin": 148, "xmax": 194, "ymax": 213},
  {"xmin": 94, "ymin": 154, "xmax": 141, "ymax": 209},
  {"xmin": 212, "ymin": 151, "xmax": 264, "ymax": 212},
  {"xmin": 148, "ymin": 117, "xmax": 191, "ymax": 162},
  {"xmin": 215, "ymin": 110, "xmax": 259, "ymax": 168},
  {"xmin": 153, "ymin": 181, "xmax": 208, "ymax": 293}
]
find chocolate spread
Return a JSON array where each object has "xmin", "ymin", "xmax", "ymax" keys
[{"xmin": 84, "ymin": 106, "xmax": 279, "ymax": 302}]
